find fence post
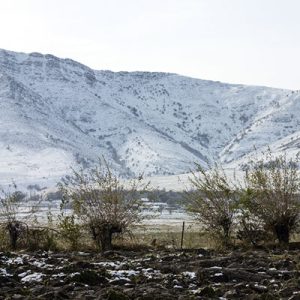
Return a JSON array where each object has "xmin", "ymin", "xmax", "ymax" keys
[{"xmin": 180, "ymin": 221, "xmax": 185, "ymax": 249}]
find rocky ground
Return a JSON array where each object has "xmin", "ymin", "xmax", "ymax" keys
[{"xmin": 0, "ymin": 248, "xmax": 300, "ymax": 299}]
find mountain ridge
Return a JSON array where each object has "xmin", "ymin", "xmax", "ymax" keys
[{"xmin": 0, "ymin": 48, "xmax": 299, "ymax": 188}]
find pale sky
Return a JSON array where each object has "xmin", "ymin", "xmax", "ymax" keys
[{"xmin": 1, "ymin": 0, "xmax": 300, "ymax": 90}]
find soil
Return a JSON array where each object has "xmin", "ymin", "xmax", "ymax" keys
[{"xmin": 0, "ymin": 248, "xmax": 300, "ymax": 299}]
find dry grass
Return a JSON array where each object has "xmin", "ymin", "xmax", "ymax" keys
[
  {"xmin": 3, "ymin": 218, "xmax": 300, "ymax": 252},
  {"xmin": 116, "ymin": 222, "xmax": 216, "ymax": 250}
]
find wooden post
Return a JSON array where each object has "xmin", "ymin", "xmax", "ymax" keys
[{"xmin": 180, "ymin": 221, "xmax": 185, "ymax": 249}]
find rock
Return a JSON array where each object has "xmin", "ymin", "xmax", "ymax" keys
[
  {"xmin": 101, "ymin": 288, "xmax": 130, "ymax": 300},
  {"xmin": 30, "ymin": 285, "xmax": 47, "ymax": 295},
  {"xmin": 198, "ymin": 286, "xmax": 216, "ymax": 297},
  {"xmin": 36, "ymin": 291, "xmax": 55, "ymax": 299},
  {"xmin": 280, "ymin": 287, "xmax": 294, "ymax": 298},
  {"xmin": 250, "ymin": 283, "xmax": 268, "ymax": 293},
  {"xmin": 289, "ymin": 294, "xmax": 300, "ymax": 300},
  {"xmin": 11, "ymin": 295, "xmax": 23, "ymax": 300},
  {"xmin": 70, "ymin": 270, "xmax": 107, "ymax": 285}
]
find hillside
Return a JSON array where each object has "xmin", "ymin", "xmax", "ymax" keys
[{"xmin": 0, "ymin": 49, "xmax": 299, "ymax": 188}]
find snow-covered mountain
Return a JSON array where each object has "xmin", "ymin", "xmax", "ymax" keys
[{"xmin": 0, "ymin": 49, "xmax": 299, "ymax": 188}]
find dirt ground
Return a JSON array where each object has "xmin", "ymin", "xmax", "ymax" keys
[{"xmin": 0, "ymin": 247, "xmax": 300, "ymax": 299}]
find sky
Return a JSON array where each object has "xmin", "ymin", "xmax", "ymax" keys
[{"xmin": 0, "ymin": 0, "xmax": 300, "ymax": 90}]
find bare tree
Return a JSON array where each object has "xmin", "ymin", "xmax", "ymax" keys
[
  {"xmin": 186, "ymin": 164, "xmax": 239, "ymax": 247},
  {"xmin": 243, "ymin": 151, "xmax": 300, "ymax": 245},
  {"xmin": 0, "ymin": 183, "xmax": 41, "ymax": 249},
  {"xmin": 59, "ymin": 159, "xmax": 149, "ymax": 251}
]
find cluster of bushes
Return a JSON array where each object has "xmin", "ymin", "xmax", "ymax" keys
[
  {"xmin": 0, "ymin": 160, "xmax": 149, "ymax": 252},
  {"xmin": 0, "ymin": 188, "xmax": 80, "ymax": 251},
  {"xmin": 1, "ymin": 151, "xmax": 299, "ymax": 252},
  {"xmin": 186, "ymin": 150, "xmax": 300, "ymax": 248}
]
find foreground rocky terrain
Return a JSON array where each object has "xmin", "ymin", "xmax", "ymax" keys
[{"xmin": 0, "ymin": 248, "xmax": 300, "ymax": 299}]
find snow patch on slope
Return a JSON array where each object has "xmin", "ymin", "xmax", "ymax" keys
[{"xmin": 0, "ymin": 49, "xmax": 299, "ymax": 189}]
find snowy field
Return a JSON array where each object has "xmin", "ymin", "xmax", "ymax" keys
[{"xmin": 11, "ymin": 198, "xmax": 195, "ymax": 231}]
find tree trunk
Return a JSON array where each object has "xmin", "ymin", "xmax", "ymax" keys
[
  {"xmin": 7, "ymin": 222, "xmax": 21, "ymax": 250},
  {"xmin": 221, "ymin": 217, "xmax": 232, "ymax": 247},
  {"xmin": 274, "ymin": 223, "xmax": 289, "ymax": 245},
  {"xmin": 99, "ymin": 225, "xmax": 113, "ymax": 252},
  {"xmin": 100, "ymin": 224, "xmax": 122, "ymax": 252},
  {"xmin": 91, "ymin": 223, "xmax": 122, "ymax": 252}
]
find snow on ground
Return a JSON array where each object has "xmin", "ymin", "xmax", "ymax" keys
[{"xmin": 0, "ymin": 145, "xmax": 74, "ymax": 189}]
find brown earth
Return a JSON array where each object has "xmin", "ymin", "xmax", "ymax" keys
[{"xmin": 0, "ymin": 248, "xmax": 300, "ymax": 299}]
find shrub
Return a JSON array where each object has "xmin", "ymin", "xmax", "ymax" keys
[
  {"xmin": 243, "ymin": 151, "xmax": 300, "ymax": 245},
  {"xmin": 57, "ymin": 206, "xmax": 82, "ymax": 250},
  {"xmin": 0, "ymin": 184, "xmax": 41, "ymax": 250},
  {"xmin": 186, "ymin": 163, "xmax": 239, "ymax": 247},
  {"xmin": 58, "ymin": 159, "xmax": 149, "ymax": 251}
]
